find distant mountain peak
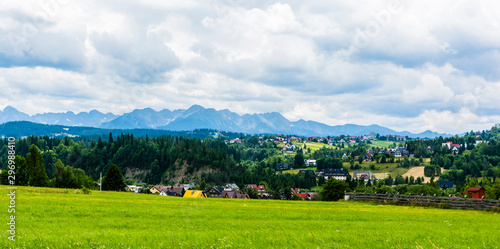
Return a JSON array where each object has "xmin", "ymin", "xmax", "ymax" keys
[
  {"xmin": 0, "ymin": 105, "xmax": 452, "ymax": 137},
  {"xmin": 3, "ymin": 106, "xmax": 20, "ymax": 113}
]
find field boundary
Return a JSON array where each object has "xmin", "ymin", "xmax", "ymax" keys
[{"xmin": 345, "ymin": 192, "xmax": 500, "ymax": 211}]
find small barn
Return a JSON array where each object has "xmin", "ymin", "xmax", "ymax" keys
[{"xmin": 466, "ymin": 187, "xmax": 485, "ymax": 199}]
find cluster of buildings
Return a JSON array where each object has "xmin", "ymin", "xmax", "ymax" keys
[
  {"xmin": 367, "ymin": 147, "xmax": 412, "ymax": 158},
  {"xmin": 131, "ymin": 183, "xmax": 273, "ymax": 199}
]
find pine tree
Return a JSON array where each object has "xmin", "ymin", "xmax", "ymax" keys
[
  {"xmin": 26, "ymin": 144, "xmax": 49, "ymax": 187},
  {"xmin": 102, "ymin": 164, "xmax": 127, "ymax": 191}
]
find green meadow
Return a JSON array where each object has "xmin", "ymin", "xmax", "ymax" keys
[
  {"xmin": 1, "ymin": 186, "xmax": 499, "ymax": 249},
  {"xmin": 369, "ymin": 140, "xmax": 396, "ymax": 148}
]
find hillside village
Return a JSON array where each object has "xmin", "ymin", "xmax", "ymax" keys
[
  {"xmin": 115, "ymin": 128, "xmax": 499, "ymax": 201},
  {"xmin": 2, "ymin": 125, "xmax": 500, "ymax": 202}
]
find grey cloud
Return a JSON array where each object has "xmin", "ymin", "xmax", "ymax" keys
[{"xmin": 89, "ymin": 31, "xmax": 180, "ymax": 83}]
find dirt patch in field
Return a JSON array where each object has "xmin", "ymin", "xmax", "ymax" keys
[{"xmin": 402, "ymin": 166, "xmax": 444, "ymax": 183}]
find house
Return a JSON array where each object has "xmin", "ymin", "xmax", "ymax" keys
[
  {"xmin": 160, "ymin": 187, "xmax": 184, "ymax": 197},
  {"xmin": 319, "ymin": 168, "xmax": 350, "ymax": 181},
  {"xmin": 126, "ymin": 185, "xmax": 137, "ymax": 192},
  {"xmin": 224, "ymin": 183, "xmax": 240, "ymax": 191},
  {"xmin": 246, "ymin": 184, "xmax": 268, "ymax": 198},
  {"xmin": 442, "ymin": 142, "xmax": 460, "ymax": 154},
  {"xmin": 291, "ymin": 188, "xmax": 300, "ymax": 195},
  {"xmin": 305, "ymin": 159, "xmax": 317, "ymax": 166},
  {"xmin": 395, "ymin": 150, "xmax": 402, "ymax": 158},
  {"xmin": 183, "ymin": 190, "xmax": 207, "ymax": 198},
  {"xmin": 245, "ymin": 184, "xmax": 267, "ymax": 194},
  {"xmin": 246, "ymin": 184, "xmax": 257, "ymax": 189},
  {"xmin": 465, "ymin": 187, "xmax": 486, "ymax": 199},
  {"xmin": 150, "ymin": 185, "xmax": 171, "ymax": 194},
  {"xmin": 221, "ymin": 190, "xmax": 249, "ymax": 199},
  {"xmin": 297, "ymin": 193, "xmax": 308, "ymax": 200},
  {"xmin": 230, "ymin": 138, "xmax": 242, "ymax": 144},
  {"xmin": 437, "ymin": 181, "xmax": 454, "ymax": 189},
  {"xmin": 283, "ymin": 143, "xmax": 296, "ymax": 152},
  {"xmin": 353, "ymin": 171, "xmax": 373, "ymax": 181},
  {"xmin": 205, "ymin": 186, "xmax": 224, "ymax": 198},
  {"xmin": 276, "ymin": 163, "xmax": 289, "ymax": 170}
]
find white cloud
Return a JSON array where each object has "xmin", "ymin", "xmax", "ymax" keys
[
  {"xmin": 403, "ymin": 74, "xmax": 454, "ymax": 103},
  {"xmin": 0, "ymin": 0, "xmax": 499, "ymax": 134}
]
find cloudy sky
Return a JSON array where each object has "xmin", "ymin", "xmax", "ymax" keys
[{"xmin": 1, "ymin": 0, "xmax": 499, "ymax": 134}]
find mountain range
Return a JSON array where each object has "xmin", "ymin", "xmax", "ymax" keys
[{"xmin": 0, "ymin": 105, "xmax": 450, "ymax": 138}]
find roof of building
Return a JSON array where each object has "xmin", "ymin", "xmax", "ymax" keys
[
  {"xmin": 205, "ymin": 186, "xmax": 224, "ymax": 195},
  {"xmin": 437, "ymin": 180, "xmax": 454, "ymax": 189},
  {"xmin": 151, "ymin": 185, "xmax": 171, "ymax": 192},
  {"xmin": 467, "ymin": 187, "xmax": 485, "ymax": 192},
  {"xmin": 222, "ymin": 190, "xmax": 243, "ymax": 198},
  {"xmin": 225, "ymin": 183, "xmax": 240, "ymax": 189},
  {"xmin": 183, "ymin": 190, "xmax": 206, "ymax": 198}
]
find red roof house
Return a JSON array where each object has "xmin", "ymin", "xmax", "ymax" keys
[
  {"xmin": 466, "ymin": 187, "xmax": 485, "ymax": 199},
  {"xmin": 297, "ymin": 193, "xmax": 308, "ymax": 200}
]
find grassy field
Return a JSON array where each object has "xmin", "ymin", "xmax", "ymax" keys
[
  {"xmin": 2, "ymin": 186, "xmax": 499, "ymax": 248},
  {"xmin": 304, "ymin": 142, "xmax": 338, "ymax": 150},
  {"xmin": 291, "ymin": 142, "xmax": 339, "ymax": 151},
  {"xmin": 342, "ymin": 162, "xmax": 409, "ymax": 178},
  {"xmin": 282, "ymin": 167, "xmax": 317, "ymax": 174},
  {"xmin": 369, "ymin": 140, "xmax": 396, "ymax": 148}
]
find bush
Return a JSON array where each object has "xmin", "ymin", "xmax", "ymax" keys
[{"xmin": 81, "ymin": 186, "xmax": 92, "ymax": 195}]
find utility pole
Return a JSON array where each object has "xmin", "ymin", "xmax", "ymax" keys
[{"xmin": 100, "ymin": 172, "xmax": 102, "ymax": 191}]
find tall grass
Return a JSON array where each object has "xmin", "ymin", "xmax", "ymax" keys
[{"xmin": 1, "ymin": 186, "xmax": 499, "ymax": 248}]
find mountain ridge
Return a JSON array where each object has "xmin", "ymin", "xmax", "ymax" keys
[{"xmin": 0, "ymin": 105, "xmax": 451, "ymax": 138}]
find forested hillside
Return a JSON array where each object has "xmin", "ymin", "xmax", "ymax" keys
[
  {"xmin": 0, "ymin": 133, "xmax": 316, "ymax": 191},
  {"xmin": 1, "ymin": 124, "xmax": 499, "ymax": 198}
]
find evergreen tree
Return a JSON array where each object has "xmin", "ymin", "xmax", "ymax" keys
[
  {"xmin": 294, "ymin": 151, "xmax": 305, "ymax": 168},
  {"xmin": 102, "ymin": 164, "xmax": 127, "ymax": 191},
  {"xmin": 53, "ymin": 159, "xmax": 66, "ymax": 188},
  {"xmin": 26, "ymin": 144, "xmax": 49, "ymax": 187},
  {"xmin": 320, "ymin": 178, "xmax": 349, "ymax": 201}
]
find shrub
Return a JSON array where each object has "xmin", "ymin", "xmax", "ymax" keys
[{"xmin": 81, "ymin": 186, "xmax": 92, "ymax": 195}]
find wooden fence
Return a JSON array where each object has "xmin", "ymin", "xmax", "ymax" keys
[{"xmin": 344, "ymin": 192, "xmax": 500, "ymax": 211}]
